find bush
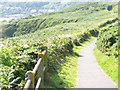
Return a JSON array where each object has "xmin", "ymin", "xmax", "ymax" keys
[
  {"xmin": 107, "ymin": 5, "xmax": 113, "ymax": 11},
  {"xmin": 97, "ymin": 23, "xmax": 118, "ymax": 57}
]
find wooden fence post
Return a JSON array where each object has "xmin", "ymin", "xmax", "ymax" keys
[{"xmin": 24, "ymin": 46, "xmax": 48, "ymax": 89}]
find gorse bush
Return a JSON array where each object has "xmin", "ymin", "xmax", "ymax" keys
[
  {"xmin": 97, "ymin": 23, "xmax": 118, "ymax": 58},
  {"xmin": 1, "ymin": 48, "xmax": 16, "ymax": 66},
  {"xmin": 107, "ymin": 5, "xmax": 113, "ymax": 11}
]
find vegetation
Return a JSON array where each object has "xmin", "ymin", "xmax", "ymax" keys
[
  {"xmin": 97, "ymin": 23, "xmax": 118, "ymax": 58},
  {"xmin": 2, "ymin": 2, "xmax": 117, "ymax": 37},
  {"xmin": 0, "ymin": 2, "xmax": 118, "ymax": 89},
  {"xmin": 94, "ymin": 47, "xmax": 118, "ymax": 85},
  {"xmin": 46, "ymin": 52, "xmax": 78, "ymax": 88},
  {"xmin": 46, "ymin": 36, "xmax": 96, "ymax": 88},
  {"xmin": 94, "ymin": 14, "xmax": 118, "ymax": 86}
]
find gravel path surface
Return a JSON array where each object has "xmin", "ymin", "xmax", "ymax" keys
[{"xmin": 76, "ymin": 40, "xmax": 117, "ymax": 88}]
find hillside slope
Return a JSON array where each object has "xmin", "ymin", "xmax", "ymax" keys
[
  {"xmin": 0, "ymin": 2, "xmax": 118, "ymax": 89},
  {"xmin": 2, "ymin": 2, "xmax": 117, "ymax": 37}
]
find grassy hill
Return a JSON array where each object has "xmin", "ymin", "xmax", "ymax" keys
[
  {"xmin": 2, "ymin": 2, "xmax": 117, "ymax": 37},
  {"xmin": 0, "ymin": 2, "xmax": 118, "ymax": 89}
]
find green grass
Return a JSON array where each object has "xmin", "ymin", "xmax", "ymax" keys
[
  {"xmin": 45, "ymin": 37, "xmax": 96, "ymax": 88},
  {"xmin": 0, "ymin": 2, "xmax": 118, "ymax": 89},
  {"xmin": 94, "ymin": 47, "xmax": 118, "ymax": 86},
  {"xmin": 48, "ymin": 54, "xmax": 78, "ymax": 88},
  {"xmin": 2, "ymin": 2, "xmax": 117, "ymax": 37}
]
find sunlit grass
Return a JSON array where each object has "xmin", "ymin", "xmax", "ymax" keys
[
  {"xmin": 45, "ymin": 37, "xmax": 96, "ymax": 88},
  {"xmin": 94, "ymin": 47, "xmax": 118, "ymax": 86}
]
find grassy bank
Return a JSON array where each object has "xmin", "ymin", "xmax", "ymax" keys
[
  {"xmin": 46, "ymin": 53, "xmax": 78, "ymax": 88},
  {"xmin": 45, "ymin": 37, "xmax": 96, "ymax": 88},
  {"xmin": 94, "ymin": 47, "xmax": 118, "ymax": 86}
]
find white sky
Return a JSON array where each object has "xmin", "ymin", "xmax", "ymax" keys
[
  {"xmin": 0, "ymin": 0, "xmax": 72, "ymax": 2},
  {"xmin": 0, "ymin": 0, "xmax": 119, "ymax": 2}
]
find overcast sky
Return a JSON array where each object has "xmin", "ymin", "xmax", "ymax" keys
[
  {"xmin": 1, "ymin": 0, "xmax": 72, "ymax": 2},
  {"xmin": 0, "ymin": 0, "xmax": 119, "ymax": 2}
]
